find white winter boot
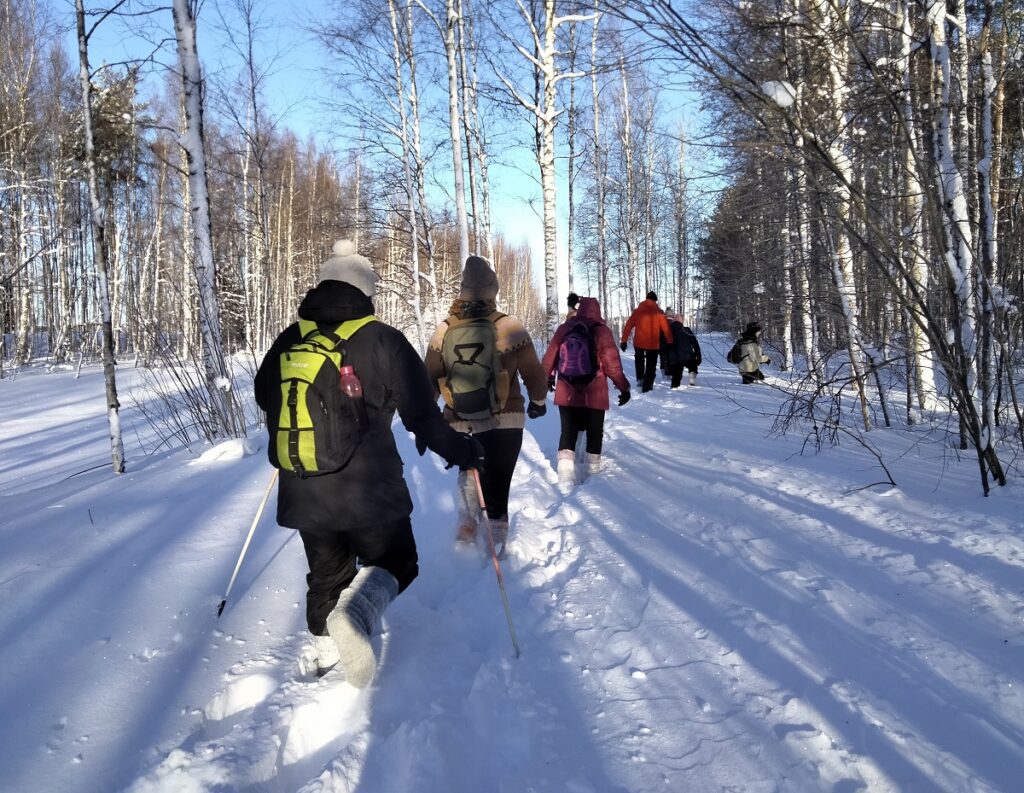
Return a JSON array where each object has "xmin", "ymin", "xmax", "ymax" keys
[
  {"xmin": 585, "ymin": 453, "xmax": 602, "ymax": 476},
  {"xmin": 557, "ymin": 449, "xmax": 576, "ymax": 493},
  {"xmin": 688, "ymin": 371, "xmax": 697, "ymax": 386},
  {"xmin": 298, "ymin": 633, "xmax": 341, "ymax": 678},
  {"xmin": 326, "ymin": 566, "xmax": 399, "ymax": 688}
]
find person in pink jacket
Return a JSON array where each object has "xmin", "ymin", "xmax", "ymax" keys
[{"xmin": 541, "ymin": 297, "xmax": 631, "ymax": 491}]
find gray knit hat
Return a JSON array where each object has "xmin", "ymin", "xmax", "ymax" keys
[
  {"xmin": 459, "ymin": 255, "xmax": 499, "ymax": 300},
  {"xmin": 319, "ymin": 239, "xmax": 377, "ymax": 297}
]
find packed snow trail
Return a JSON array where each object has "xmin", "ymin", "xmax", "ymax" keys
[{"xmin": 1, "ymin": 339, "xmax": 1022, "ymax": 792}]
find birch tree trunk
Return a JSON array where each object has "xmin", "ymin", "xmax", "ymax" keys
[
  {"xmin": 780, "ymin": 177, "xmax": 794, "ymax": 372},
  {"xmin": 619, "ymin": 57, "xmax": 637, "ymax": 306},
  {"xmin": 75, "ymin": 0, "xmax": 125, "ymax": 474},
  {"xmin": 977, "ymin": 0, "xmax": 1001, "ymax": 475},
  {"xmin": 925, "ymin": 0, "xmax": 1004, "ymax": 489},
  {"xmin": 566, "ymin": 22, "xmax": 578, "ymax": 293},
  {"xmin": 811, "ymin": 0, "xmax": 871, "ymax": 429},
  {"xmin": 444, "ymin": 0, "xmax": 470, "ymax": 262},
  {"xmin": 171, "ymin": 0, "xmax": 235, "ymax": 439},
  {"xmin": 537, "ymin": 0, "xmax": 560, "ymax": 338},
  {"xmin": 591, "ymin": 6, "xmax": 608, "ymax": 311},
  {"xmin": 404, "ymin": 0, "xmax": 439, "ymax": 318},
  {"xmin": 387, "ymin": 0, "xmax": 427, "ymax": 351},
  {"xmin": 899, "ymin": 0, "xmax": 938, "ymax": 412},
  {"xmin": 675, "ymin": 135, "xmax": 687, "ymax": 320},
  {"xmin": 458, "ymin": 2, "xmax": 493, "ymax": 262}
]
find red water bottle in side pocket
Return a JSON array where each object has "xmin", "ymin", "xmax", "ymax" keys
[{"xmin": 339, "ymin": 364, "xmax": 369, "ymax": 434}]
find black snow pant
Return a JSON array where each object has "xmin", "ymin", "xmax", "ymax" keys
[
  {"xmin": 299, "ymin": 517, "xmax": 418, "ymax": 636},
  {"xmin": 741, "ymin": 369, "xmax": 765, "ymax": 384},
  {"xmin": 669, "ymin": 361, "xmax": 699, "ymax": 388},
  {"xmin": 462, "ymin": 427, "xmax": 523, "ymax": 521},
  {"xmin": 558, "ymin": 406, "xmax": 606, "ymax": 455},
  {"xmin": 634, "ymin": 348, "xmax": 660, "ymax": 392}
]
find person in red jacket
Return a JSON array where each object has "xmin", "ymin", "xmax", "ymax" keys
[
  {"xmin": 542, "ymin": 297, "xmax": 631, "ymax": 491},
  {"xmin": 620, "ymin": 291, "xmax": 673, "ymax": 393}
]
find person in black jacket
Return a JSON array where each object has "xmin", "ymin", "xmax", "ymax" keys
[
  {"xmin": 662, "ymin": 312, "xmax": 703, "ymax": 387},
  {"xmin": 254, "ymin": 239, "xmax": 482, "ymax": 687}
]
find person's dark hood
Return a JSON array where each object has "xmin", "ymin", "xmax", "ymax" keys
[{"xmin": 298, "ymin": 280, "xmax": 375, "ymax": 324}]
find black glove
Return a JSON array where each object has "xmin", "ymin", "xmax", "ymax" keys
[
  {"xmin": 415, "ymin": 435, "xmax": 428, "ymax": 456},
  {"xmin": 618, "ymin": 390, "xmax": 631, "ymax": 406},
  {"xmin": 447, "ymin": 434, "xmax": 486, "ymax": 474},
  {"xmin": 547, "ymin": 376, "xmax": 556, "ymax": 392},
  {"xmin": 765, "ymin": 358, "xmax": 772, "ymax": 366},
  {"xmin": 620, "ymin": 341, "xmax": 627, "ymax": 352},
  {"xmin": 527, "ymin": 401, "xmax": 547, "ymax": 419}
]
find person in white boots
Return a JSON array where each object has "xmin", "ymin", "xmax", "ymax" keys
[
  {"xmin": 541, "ymin": 296, "xmax": 630, "ymax": 492},
  {"xmin": 423, "ymin": 255, "xmax": 548, "ymax": 553},
  {"xmin": 255, "ymin": 239, "xmax": 484, "ymax": 686}
]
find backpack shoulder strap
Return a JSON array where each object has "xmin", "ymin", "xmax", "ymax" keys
[{"xmin": 297, "ymin": 316, "xmax": 377, "ymax": 349}]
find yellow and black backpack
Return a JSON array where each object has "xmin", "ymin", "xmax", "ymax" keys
[{"xmin": 266, "ymin": 316, "xmax": 375, "ymax": 477}]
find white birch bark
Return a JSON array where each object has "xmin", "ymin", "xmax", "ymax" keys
[
  {"xmin": 387, "ymin": 0, "xmax": 427, "ymax": 351},
  {"xmin": 460, "ymin": 4, "xmax": 493, "ymax": 263},
  {"xmin": 171, "ymin": 0, "xmax": 235, "ymax": 438},
  {"xmin": 537, "ymin": 0, "xmax": 560, "ymax": 338},
  {"xmin": 75, "ymin": 0, "xmax": 126, "ymax": 474},
  {"xmin": 811, "ymin": 0, "xmax": 871, "ymax": 429},
  {"xmin": 455, "ymin": 0, "xmax": 479, "ymax": 250},
  {"xmin": 591, "ymin": 6, "xmax": 608, "ymax": 311},
  {"xmin": 780, "ymin": 180, "xmax": 794, "ymax": 372},
  {"xmin": 444, "ymin": 0, "xmax": 470, "ymax": 262},
  {"xmin": 566, "ymin": 22, "xmax": 579, "ymax": 293},
  {"xmin": 977, "ymin": 1, "xmax": 1000, "ymax": 462},
  {"xmin": 925, "ymin": 0, "xmax": 978, "ymax": 386},
  {"xmin": 619, "ymin": 57, "xmax": 637, "ymax": 306},
  {"xmin": 675, "ymin": 135, "xmax": 687, "ymax": 320},
  {"xmin": 404, "ymin": 0, "xmax": 439, "ymax": 317},
  {"xmin": 899, "ymin": 0, "xmax": 938, "ymax": 412}
]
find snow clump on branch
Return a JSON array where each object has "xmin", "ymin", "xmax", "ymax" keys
[{"xmin": 761, "ymin": 80, "xmax": 797, "ymax": 108}]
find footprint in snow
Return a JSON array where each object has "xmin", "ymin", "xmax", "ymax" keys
[{"xmin": 203, "ymin": 672, "xmax": 278, "ymax": 724}]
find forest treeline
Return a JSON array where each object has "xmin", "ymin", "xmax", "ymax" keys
[
  {"xmin": 616, "ymin": 0, "xmax": 1023, "ymax": 492},
  {"xmin": 2, "ymin": 0, "xmax": 1021, "ymax": 493}
]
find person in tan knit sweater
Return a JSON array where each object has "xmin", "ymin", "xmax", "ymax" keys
[{"xmin": 424, "ymin": 256, "xmax": 548, "ymax": 551}]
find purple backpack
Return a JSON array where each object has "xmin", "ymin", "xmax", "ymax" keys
[{"xmin": 557, "ymin": 319, "xmax": 598, "ymax": 386}]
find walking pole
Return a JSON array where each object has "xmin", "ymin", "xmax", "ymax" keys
[
  {"xmin": 470, "ymin": 468, "xmax": 521, "ymax": 658},
  {"xmin": 217, "ymin": 469, "xmax": 279, "ymax": 617}
]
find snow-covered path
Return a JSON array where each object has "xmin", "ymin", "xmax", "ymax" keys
[{"xmin": 1, "ymin": 340, "xmax": 1022, "ymax": 792}]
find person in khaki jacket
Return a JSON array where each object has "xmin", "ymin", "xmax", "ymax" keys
[{"xmin": 424, "ymin": 256, "xmax": 548, "ymax": 552}]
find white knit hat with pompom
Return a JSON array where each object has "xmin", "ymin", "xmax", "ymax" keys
[{"xmin": 319, "ymin": 239, "xmax": 377, "ymax": 297}]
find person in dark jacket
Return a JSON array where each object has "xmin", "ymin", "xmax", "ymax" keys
[
  {"xmin": 620, "ymin": 291, "xmax": 673, "ymax": 393},
  {"xmin": 541, "ymin": 297, "xmax": 630, "ymax": 492},
  {"xmin": 424, "ymin": 256, "xmax": 548, "ymax": 553},
  {"xmin": 254, "ymin": 239, "xmax": 482, "ymax": 687},
  {"xmin": 662, "ymin": 312, "xmax": 702, "ymax": 387}
]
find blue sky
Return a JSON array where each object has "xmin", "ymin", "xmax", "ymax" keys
[{"xmin": 74, "ymin": 0, "xmax": 703, "ymax": 303}]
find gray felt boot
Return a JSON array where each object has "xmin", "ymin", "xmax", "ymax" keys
[
  {"xmin": 326, "ymin": 566, "xmax": 399, "ymax": 688},
  {"xmin": 455, "ymin": 470, "xmax": 479, "ymax": 543}
]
